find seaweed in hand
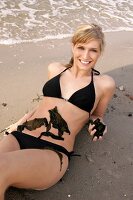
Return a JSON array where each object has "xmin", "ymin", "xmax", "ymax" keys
[{"xmin": 88, "ymin": 118, "xmax": 106, "ymax": 139}]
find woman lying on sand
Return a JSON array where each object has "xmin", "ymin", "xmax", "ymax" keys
[{"xmin": 0, "ymin": 23, "xmax": 115, "ymax": 199}]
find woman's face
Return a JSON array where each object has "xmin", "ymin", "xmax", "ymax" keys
[{"xmin": 72, "ymin": 39, "xmax": 101, "ymax": 71}]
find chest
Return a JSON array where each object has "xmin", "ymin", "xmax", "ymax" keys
[{"xmin": 60, "ymin": 75, "xmax": 92, "ymax": 100}]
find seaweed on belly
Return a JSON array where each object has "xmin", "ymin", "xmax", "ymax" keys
[{"xmin": 17, "ymin": 106, "xmax": 70, "ymax": 140}]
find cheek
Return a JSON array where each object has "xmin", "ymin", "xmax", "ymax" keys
[
  {"xmin": 92, "ymin": 54, "xmax": 100, "ymax": 61},
  {"xmin": 73, "ymin": 50, "xmax": 80, "ymax": 58}
]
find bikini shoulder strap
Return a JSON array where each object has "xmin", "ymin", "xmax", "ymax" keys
[
  {"xmin": 92, "ymin": 68, "xmax": 100, "ymax": 75},
  {"xmin": 60, "ymin": 66, "xmax": 71, "ymax": 75},
  {"xmin": 91, "ymin": 68, "xmax": 99, "ymax": 82}
]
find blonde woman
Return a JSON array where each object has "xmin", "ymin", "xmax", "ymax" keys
[{"xmin": 0, "ymin": 24, "xmax": 115, "ymax": 199}]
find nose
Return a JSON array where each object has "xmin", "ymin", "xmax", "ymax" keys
[{"xmin": 83, "ymin": 50, "xmax": 89, "ymax": 60}]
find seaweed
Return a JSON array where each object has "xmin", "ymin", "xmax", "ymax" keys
[
  {"xmin": 38, "ymin": 131, "xmax": 64, "ymax": 140},
  {"xmin": 17, "ymin": 118, "xmax": 48, "ymax": 132},
  {"xmin": 88, "ymin": 118, "xmax": 106, "ymax": 139},
  {"xmin": 17, "ymin": 106, "xmax": 70, "ymax": 140},
  {"xmin": 48, "ymin": 106, "xmax": 70, "ymax": 137}
]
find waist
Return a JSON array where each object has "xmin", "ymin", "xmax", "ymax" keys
[
  {"xmin": 10, "ymin": 131, "xmax": 74, "ymax": 160},
  {"xmin": 18, "ymin": 104, "xmax": 88, "ymax": 149},
  {"xmin": 22, "ymin": 128, "xmax": 75, "ymax": 152}
]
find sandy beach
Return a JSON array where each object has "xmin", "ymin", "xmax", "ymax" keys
[{"xmin": 0, "ymin": 31, "xmax": 133, "ymax": 200}]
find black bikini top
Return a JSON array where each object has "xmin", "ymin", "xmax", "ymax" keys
[{"xmin": 42, "ymin": 67, "xmax": 100, "ymax": 114}]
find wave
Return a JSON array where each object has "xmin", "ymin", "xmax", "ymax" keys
[{"xmin": 0, "ymin": 0, "xmax": 133, "ymax": 45}]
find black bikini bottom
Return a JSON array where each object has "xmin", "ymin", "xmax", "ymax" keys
[{"xmin": 8, "ymin": 131, "xmax": 74, "ymax": 171}]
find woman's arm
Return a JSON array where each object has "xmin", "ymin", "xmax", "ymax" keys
[
  {"xmin": 5, "ymin": 107, "xmax": 38, "ymax": 133},
  {"xmin": 5, "ymin": 63, "xmax": 65, "ymax": 133},
  {"xmin": 88, "ymin": 75, "xmax": 116, "ymax": 141},
  {"xmin": 4, "ymin": 63, "xmax": 64, "ymax": 134},
  {"xmin": 48, "ymin": 62, "xmax": 65, "ymax": 79}
]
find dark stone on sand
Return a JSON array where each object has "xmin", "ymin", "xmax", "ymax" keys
[
  {"xmin": 111, "ymin": 105, "xmax": 116, "ymax": 111},
  {"xmin": 113, "ymin": 94, "xmax": 118, "ymax": 98},
  {"xmin": 128, "ymin": 113, "xmax": 132, "ymax": 117},
  {"xmin": 2, "ymin": 102, "xmax": 7, "ymax": 107},
  {"xmin": 125, "ymin": 93, "xmax": 133, "ymax": 101}
]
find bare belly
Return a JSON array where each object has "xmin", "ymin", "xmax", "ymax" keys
[{"xmin": 23, "ymin": 97, "xmax": 89, "ymax": 151}]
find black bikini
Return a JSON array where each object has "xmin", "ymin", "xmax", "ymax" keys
[
  {"xmin": 43, "ymin": 67, "xmax": 99, "ymax": 114},
  {"xmin": 8, "ymin": 67, "xmax": 100, "ymax": 170},
  {"xmin": 9, "ymin": 131, "xmax": 73, "ymax": 171}
]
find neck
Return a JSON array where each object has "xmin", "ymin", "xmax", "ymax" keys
[{"xmin": 70, "ymin": 65, "xmax": 92, "ymax": 78}]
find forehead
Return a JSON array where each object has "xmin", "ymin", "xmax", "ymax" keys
[{"xmin": 76, "ymin": 39, "xmax": 100, "ymax": 48}]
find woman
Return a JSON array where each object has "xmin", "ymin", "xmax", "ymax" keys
[{"xmin": 0, "ymin": 24, "xmax": 115, "ymax": 199}]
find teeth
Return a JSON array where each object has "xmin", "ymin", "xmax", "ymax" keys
[{"xmin": 80, "ymin": 60, "xmax": 90, "ymax": 64}]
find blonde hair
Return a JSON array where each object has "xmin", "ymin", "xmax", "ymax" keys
[{"xmin": 66, "ymin": 24, "xmax": 105, "ymax": 68}]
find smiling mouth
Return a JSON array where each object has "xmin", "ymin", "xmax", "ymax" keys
[{"xmin": 80, "ymin": 59, "xmax": 92, "ymax": 65}]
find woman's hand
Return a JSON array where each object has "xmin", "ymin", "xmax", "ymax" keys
[
  {"xmin": 4, "ymin": 123, "xmax": 18, "ymax": 134},
  {"xmin": 87, "ymin": 118, "xmax": 107, "ymax": 141}
]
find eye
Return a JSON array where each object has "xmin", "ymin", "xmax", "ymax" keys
[
  {"xmin": 77, "ymin": 46, "xmax": 85, "ymax": 50},
  {"xmin": 91, "ymin": 49, "xmax": 98, "ymax": 52}
]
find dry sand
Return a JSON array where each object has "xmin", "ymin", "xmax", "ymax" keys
[{"xmin": 0, "ymin": 31, "xmax": 133, "ymax": 200}]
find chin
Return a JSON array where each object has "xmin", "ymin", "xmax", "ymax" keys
[{"xmin": 80, "ymin": 63, "xmax": 93, "ymax": 71}]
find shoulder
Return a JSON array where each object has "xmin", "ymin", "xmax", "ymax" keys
[
  {"xmin": 92, "ymin": 74, "xmax": 115, "ymax": 117},
  {"xmin": 48, "ymin": 62, "xmax": 66, "ymax": 79},
  {"xmin": 96, "ymin": 74, "xmax": 115, "ymax": 91},
  {"xmin": 101, "ymin": 74, "xmax": 116, "ymax": 92},
  {"xmin": 48, "ymin": 62, "xmax": 65, "ymax": 74}
]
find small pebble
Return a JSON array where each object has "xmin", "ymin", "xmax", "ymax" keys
[
  {"xmin": 111, "ymin": 105, "xmax": 115, "ymax": 111},
  {"xmin": 125, "ymin": 94, "xmax": 133, "ymax": 100},
  {"xmin": 85, "ymin": 154, "xmax": 94, "ymax": 163},
  {"xmin": 113, "ymin": 94, "xmax": 117, "ymax": 98},
  {"xmin": 68, "ymin": 194, "xmax": 71, "ymax": 197},
  {"xmin": 2, "ymin": 103, "xmax": 7, "ymax": 107},
  {"xmin": 128, "ymin": 113, "xmax": 132, "ymax": 117},
  {"xmin": 119, "ymin": 85, "xmax": 125, "ymax": 91},
  {"xmin": 19, "ymin": 61, "xmax": 24, "ymax": 64}
]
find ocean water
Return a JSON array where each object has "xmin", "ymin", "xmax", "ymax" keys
[{"xmin": 0, "ymin": 0, "xmax": 133, "ymax": 45}]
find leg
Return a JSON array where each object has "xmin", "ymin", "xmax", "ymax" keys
[
  {"xmin": 0, "ymin": 135, "xmax": 21, "ymax": 199},
  {"xmin": 0, "ymin": 148, "xmax": 68, "ymax": 198},
  {"xmin": 0, "ymin": 134, "xmax": 20, "ymax": 153}
]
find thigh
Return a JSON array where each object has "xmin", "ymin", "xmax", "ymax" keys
[
  {"xmin": 4, "ymin": 149, "xmax": 69, "ymax": 190},
  {"xmin": 0, "ymin": 134, "xmax": 20, "ymax": 153}
]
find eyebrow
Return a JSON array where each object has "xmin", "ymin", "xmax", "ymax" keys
[
  {"xmin": 77, "ymin": 44, "xmax": 100, "ymax": 50},
  {"xmin": 90, "ymin": 47, "xmax": 98, "ymax": 50}
]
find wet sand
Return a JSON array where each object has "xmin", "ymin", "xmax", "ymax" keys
[{"xmin": 0, "ymin": 31, "xmax": 133, "ymax": 200}]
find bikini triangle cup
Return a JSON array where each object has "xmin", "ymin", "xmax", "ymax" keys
[{"xmin": 43, "ymin": 67, "xmax": 100, "ymax": 114}]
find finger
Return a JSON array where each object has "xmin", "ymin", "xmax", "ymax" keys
[
  {"xmin": 93, "ymin": 135, "xmax": 103, "ymax": 142},
  {"xmin": 92, "ymin": 136, "xmax": 98, "ymax": 142},
  {"xmin": 98, "ymin": 136, "xmax": 103, "ymax": 141},
  {"xmin": 89, "ymin": 129, "xmax": 96, "ymax": 136},
  {"xmin": 88, "ymin": 124, "xmax": 95, "ymax": 133},
  {"xmin": 0, "ymin": 127, "xmax": 10, "ymax": 134}
]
